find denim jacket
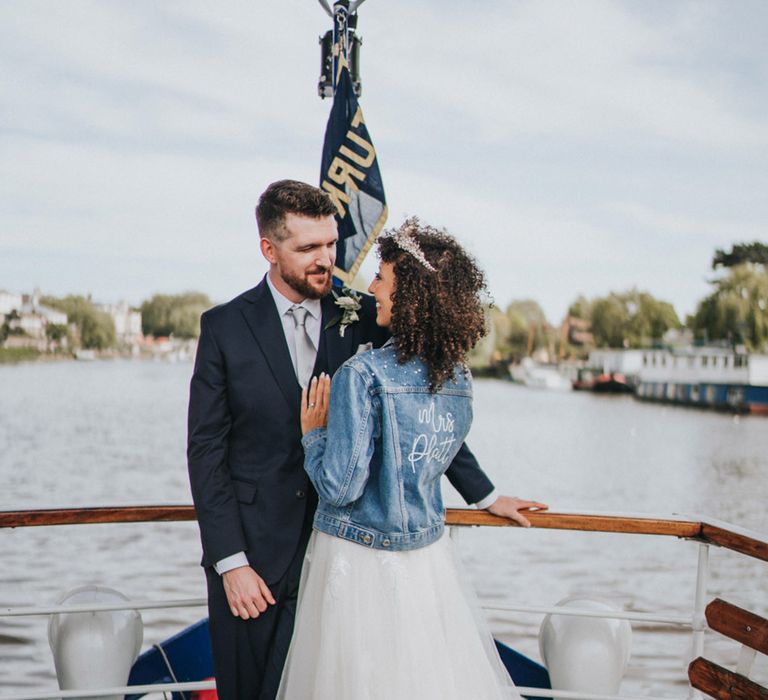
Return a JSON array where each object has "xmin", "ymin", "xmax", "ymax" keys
[{"xmin": 302, "ymin": 339, "xmax": 473, "ymax": 551}]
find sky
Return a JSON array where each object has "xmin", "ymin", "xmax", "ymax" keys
[{"xmin": 1, "ymin": 0, "xmax": 767, "ymax": 324}]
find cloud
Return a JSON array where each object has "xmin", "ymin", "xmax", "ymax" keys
[
  {"xmin": 363, "ymin": 0, "xmax": 768, "ymax": 149},
  {"xmin": 1, "ymin": 0, "xmax": 766, "ymax": 325}
]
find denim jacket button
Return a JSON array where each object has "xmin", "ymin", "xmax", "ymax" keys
[
  {"xmin": 295, "ymin": 490, "xmax": 305, "ymax": 499},
  {"xmin": 362, "ymin": 534, "xmax": 372, "ymax": 544},
  {"xmin": 382, "ymin": 538, "xmax": 391, "ymax": 547}
]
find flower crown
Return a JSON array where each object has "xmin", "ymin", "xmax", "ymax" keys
[{"xmin": 392, "ymin": 225, "xmax": 437, "ymax": 273}]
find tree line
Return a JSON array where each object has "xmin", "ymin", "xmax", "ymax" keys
[
  {"xmin": 41, "ymin": 295, "xmax": 117, "ymax": 350},
  {"xmin": 39, "ymin": 292, "xmax": 213, "ymax": 350},
  {"xmin": 139, "ymin": 292, "xmax": 212, "ymax": 339},
  {"xmin": 475, "ymin": 241, "xmax": 768, "ymax": 365},
  {"xmin": 25, "ymin": 242, "xmax": 768, "ymax": 355}
]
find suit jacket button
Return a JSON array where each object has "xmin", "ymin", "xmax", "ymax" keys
[{"xmin": 295, "ymin": 490, "xmax": 305, "ymax": 499}]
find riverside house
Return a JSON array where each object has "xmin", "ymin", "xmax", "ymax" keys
[{"xmin": 1, "ymin": 290, "xmax": 69, "ymax": 352}]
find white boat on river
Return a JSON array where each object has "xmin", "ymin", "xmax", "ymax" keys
[
  {"xmin": 636, "ymin": 348, "xmax": 768, "ymax": 415},
  {"xmin": 510, "ymin": 358, "xmax": 573, "ymax": 392}
]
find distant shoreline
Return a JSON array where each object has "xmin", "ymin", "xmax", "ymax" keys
[
  {"xmin": 0, "ymin": 348, "xmax": 193, "ymax": 366},
  {"xmin": 0, "ymin": 348, "xmax": 49, "ymax": 365}
]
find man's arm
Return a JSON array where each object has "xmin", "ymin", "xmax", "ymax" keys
[
  {"xmin": 445, "ymin": 443, "xmax": 548, "ymax": 527},
  {"xmin": 444, "ymin": 442, "xmax": 494, "ymax": 506},
  {"xmin": 187, "ymin": 313, "xmax": 276, "ymax": 618},
  {"xmin": 187, "ymin": 312, "xmax": 245, "ymax": 563}
]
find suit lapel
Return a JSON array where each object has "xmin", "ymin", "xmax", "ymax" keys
[
  {"xmin": 240, "ymin": 280, "xmax": 301, "ymax": 418},
  {"xmin": 317, "ymin": 292, "xmax": 354, "ymax": 376}
]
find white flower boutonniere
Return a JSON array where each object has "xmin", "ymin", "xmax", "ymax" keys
[{"xmin": 325, "ymin": 286, "xmax": 362, "ymax": 337}]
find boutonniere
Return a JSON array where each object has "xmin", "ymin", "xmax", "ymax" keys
[{"xmin": 325, "ymin": 286, "xmax": 362, "ymax": 338}]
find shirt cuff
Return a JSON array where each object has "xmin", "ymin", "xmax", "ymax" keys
[
  {"xmin": 474, "ymin": 489, "xmax": 498, "ymax": 511},
  {"xmin": 214, "ymin": 551, "xmax": 249, "ymax": 575}
]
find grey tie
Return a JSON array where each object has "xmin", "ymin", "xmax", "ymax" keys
[{"xmin": 288, "ymin": 305, "xmax": 316, "ymax": 388}]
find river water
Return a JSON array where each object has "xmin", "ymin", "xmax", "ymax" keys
[{"xmin": 1, "ymin": 359, "xmax": 766, "ymax": 694}]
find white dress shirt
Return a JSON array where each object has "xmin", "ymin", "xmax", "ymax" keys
[{"xmin": 266, "ymin": 273, "xmax": 322, "ymax": 375}]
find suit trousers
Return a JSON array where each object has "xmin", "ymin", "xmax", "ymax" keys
[{"xmin": 205, "ymin": 508, "xmax": 313, "ymax": 700}]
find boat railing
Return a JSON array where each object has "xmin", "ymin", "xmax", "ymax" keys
[
  {"xmin": 1, "ymin": 507, "xmax": 767, "ymax": 700},
  {"xmin": 688, "ymin": 597, "xmax": 768, "ymax": 698}
]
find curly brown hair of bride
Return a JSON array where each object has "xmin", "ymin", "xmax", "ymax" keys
[{"xmin": 376, "ymin": 217, "xmax": 489, "ymax": 391}]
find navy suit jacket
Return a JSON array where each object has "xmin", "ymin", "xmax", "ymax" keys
[{"xmin": 187, "ymin": 277, "xmax": 494, "ymax": 584}]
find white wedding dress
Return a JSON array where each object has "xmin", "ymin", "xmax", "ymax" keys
[{"xmin": 277, "ymin": 528, "xmax": 521, "ymax": 700}]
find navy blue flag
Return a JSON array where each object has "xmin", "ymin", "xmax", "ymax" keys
[{"xmin": 320, "ymin": 56, "xmax": 387, "ymax": 284}]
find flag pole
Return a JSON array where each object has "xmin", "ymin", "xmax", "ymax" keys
[
  {"xmin": 319, "ymin": 0, "xmax": 387, "ymax": 288},
  {"xmin": 331, "ymin": 1, "xmax": 351, "ymax": 96}
]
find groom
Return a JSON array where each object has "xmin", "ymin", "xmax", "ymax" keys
[{"xmin": 188, "ymin": 179, "xmax": 529, "ymax": 699}]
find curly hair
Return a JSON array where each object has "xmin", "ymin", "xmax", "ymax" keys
[{"xmin": 377, "ymin": 217, "xmax": 488, "ymax": 391}]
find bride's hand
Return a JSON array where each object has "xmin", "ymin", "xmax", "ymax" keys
[{"xmin": 301, "ymin": 373, "xmax": 331, "ymax": 435}]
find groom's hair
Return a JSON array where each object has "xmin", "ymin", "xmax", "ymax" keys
[{"xmin": 256, "ymin": 180, "xmax": 337, "ymax": 242}]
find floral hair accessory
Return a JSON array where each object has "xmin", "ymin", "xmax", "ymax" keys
[
  {"xmin": 325, "ymin": 285, "xmax": 362, "ymax": 337},
  {"xmin": 393, "ymin": 224, "xmax": 437, "ymax": 273}
]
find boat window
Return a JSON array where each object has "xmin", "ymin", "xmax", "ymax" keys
[
  {"xmin": 712, "ymin": 356, "xmax": 718, "ymax": 368},
  {"xmin": 661, "ymin": 355, "xmax": 667, "ymax": 367},
  {"xmin": 643, "ymin": 354, "xmax": 647, "ymax": 366},
  {"xmin": 702, "ymin": 356, "xmax": 708, "ymax": 368},
  {"xmin": 723, "ymin": 356, "xmax": 729, "ymax": 368}
]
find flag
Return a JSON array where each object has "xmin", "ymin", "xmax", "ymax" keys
[{"xmin": 320, "ymin": 56, "xmax": 387, "ymax": 284}]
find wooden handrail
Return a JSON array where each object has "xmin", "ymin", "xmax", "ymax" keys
[
  {"xmin": 447, "ymin": 509, "xmax": 703, "ymax": 537},
  {"xmin": 1, "ymin": 506, "xmax": 766, "ymax": 563},
  {"xmin": 0, "ymin": 505, "xmax": 197, "ymax": 528},
  {"xmin": 699, "ymin": 522, "xmax": 768, "ymax": 564},
  {"xmin": 0, "ymin": 506, "xmax": 699, "ymax": 535},
  {"xmin": 688, "ymin": 657, "xmax": 768, "ymax": 699},
  {"xmin": 705, "ymin": 598, "xmax": 768, "ymax": 655}
]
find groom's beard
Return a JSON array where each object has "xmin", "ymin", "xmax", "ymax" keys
[{"xmin": 283, "ymin": 265, "xmax": 333, "ymax": 300}]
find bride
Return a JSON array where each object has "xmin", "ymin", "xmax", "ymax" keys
[{"xmin": 277, "ymin": 218, "xmax": 547, "ymax": 699}]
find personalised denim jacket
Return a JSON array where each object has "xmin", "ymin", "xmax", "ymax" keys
[{"xmin": 302, "ymin": 339, "xmax": 473, "ymax": 552}]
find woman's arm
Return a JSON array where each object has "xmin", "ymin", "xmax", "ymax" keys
[{"xmin": 300, "ymin": 365, "xmax": 379, "ymax": 507}]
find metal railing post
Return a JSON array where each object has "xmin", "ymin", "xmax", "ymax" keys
[{"xmin": 688, "ymin": 542, "xmax": 710, "ymax": 699}]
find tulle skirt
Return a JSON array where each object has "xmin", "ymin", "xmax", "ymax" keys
[{"xmin": 277, "ymin": 529, "xmax": 520, "ymax": 700}]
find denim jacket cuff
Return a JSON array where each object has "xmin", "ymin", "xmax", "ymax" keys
[{"xmin": 302, "ymin": 427, "xmax": 327, "ymax": 449}]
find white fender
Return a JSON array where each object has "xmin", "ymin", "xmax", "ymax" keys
[
  {"xmin": 539, "ymin": 596, "xmax": 632, "ymax": 697},
  {"xmin": 48, "ymin": 585, "xmax": 143, "ymax": 700}
]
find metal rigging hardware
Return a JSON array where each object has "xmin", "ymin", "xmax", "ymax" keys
[{"xmin": 318, "ymin": 0, "xmax": 364, "ymax": 98}]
